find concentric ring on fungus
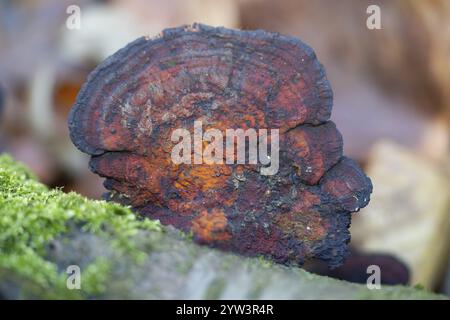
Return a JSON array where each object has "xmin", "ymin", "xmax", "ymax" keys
[{"xmin": 69, "ymin": 24, "xmax": 372, "ymax": 267}]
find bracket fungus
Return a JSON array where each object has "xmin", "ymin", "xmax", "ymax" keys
[{"xmin": 69, "ymin": 24, "xmax": 372, "ymax": 267}]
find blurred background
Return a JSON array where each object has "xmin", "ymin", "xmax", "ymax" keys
[{"xmin": 0, "ymin": 0, "xmax": 449, "ymax": 294}]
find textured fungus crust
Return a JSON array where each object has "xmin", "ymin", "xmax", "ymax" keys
[{"xmin": 69, "ymin": 24, "xmax": 372, "ymax": 267}]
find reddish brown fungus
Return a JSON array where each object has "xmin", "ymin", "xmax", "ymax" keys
[{"xmin": 68, "ymin": 24, "xmax": 372, "ymax": 267}]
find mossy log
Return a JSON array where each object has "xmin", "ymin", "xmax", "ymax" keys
[{"xmin": 0, "ymin": 154, "xmax": 446, "ymax": 299}]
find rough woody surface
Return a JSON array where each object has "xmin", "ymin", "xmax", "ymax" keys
[
  {"xmin": 69, "ymin": 24, "xmax": 372, "ymax": 267},
  {"xmin": 0, "ymin": 155, "xmax": 445, "ymax": 299}
]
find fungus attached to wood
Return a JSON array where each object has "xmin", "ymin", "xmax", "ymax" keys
[{"xmin": 69, "ymin": 24, "xmax": 372, "ymax": 267}]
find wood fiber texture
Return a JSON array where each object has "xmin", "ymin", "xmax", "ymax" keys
[{"xmin": 69, "ymin": 24, "xmax": 372, "ymax": 267}]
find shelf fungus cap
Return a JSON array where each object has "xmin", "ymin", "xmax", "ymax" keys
[{"xmin": 69, "ymin": 24, "xmax": 372, "ymax": 267}]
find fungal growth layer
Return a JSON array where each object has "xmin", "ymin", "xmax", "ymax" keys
[{"xmin": 69, "ymin": 24, "xmax": 372, "ymax": 267}]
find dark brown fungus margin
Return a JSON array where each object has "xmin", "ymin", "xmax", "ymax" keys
[{"xmin": 69, "ymin": 24, "xmax": 372, "ymax": 268}]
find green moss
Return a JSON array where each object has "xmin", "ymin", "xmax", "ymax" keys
[
  {"xmin": 0, "ymin": 154, "xmax": 161, "ymax": 299},
  {"xmin": 256, "ymin": 255, "xmax": 274, "ymax": 268}
]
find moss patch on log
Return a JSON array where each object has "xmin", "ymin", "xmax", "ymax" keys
[
  {"xmin": 0, "ymin": 154, "xmax": 161, "ymax": 299},
  {"xmin": 0, "ymin": 154, "xmax": 447, "ymax": 299}
]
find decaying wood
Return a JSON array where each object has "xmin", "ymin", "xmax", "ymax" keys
[{"xmin": 69, "ymin": 24, "xmax": 372, "ymax": 267}]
